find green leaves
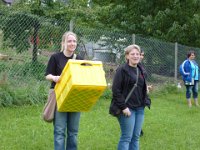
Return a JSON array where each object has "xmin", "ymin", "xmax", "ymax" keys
[
  {"xmin": 2, "ymin": 12, "xmax": 40, "ymax": 53},
  {"xmin": 90, "ymin": 0, "xmax": 200, "ymax": 47}
]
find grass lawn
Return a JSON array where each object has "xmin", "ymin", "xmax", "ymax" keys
[{"xmin": 0, "ymin": 89, "xmax": 200, "ymax": 150}]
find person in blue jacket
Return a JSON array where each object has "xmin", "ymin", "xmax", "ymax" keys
[{"xmin": 180, "ymin": 50, "xmax": 199, "ymax": 107}]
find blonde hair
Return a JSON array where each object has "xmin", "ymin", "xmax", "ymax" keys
[
  {"xmin": 124, "ymin": 44, "xmax": 141, "ymax": 62},
  {"xmin": 61, "ymin": 31, "xmax": 77, "ymax": 52}
]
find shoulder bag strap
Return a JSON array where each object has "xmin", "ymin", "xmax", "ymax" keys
[{"xmin": 125, "ymin": 67, "xmax": 139, "ymax": 103}]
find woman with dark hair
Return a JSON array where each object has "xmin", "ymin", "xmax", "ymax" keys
[
  {"xmin": 180, "ymin": 50, "xmax": 199, "ymax": 107},
  {"xmin": 138, "ymin": 49, "xmax": 152, "ymax": 137}
]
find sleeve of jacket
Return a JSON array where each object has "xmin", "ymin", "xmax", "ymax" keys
[
  {"xmin": 184, "ymin": 60, "xmax": 192, "ymax": 82},
  {"xmin": 182, "ymin": 60, "xmax": 190, "ymax": 76},
  {"xmin": 112, "ymin": 66, "xmax": 127, "ymax": 110}
]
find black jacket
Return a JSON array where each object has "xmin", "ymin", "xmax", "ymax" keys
[{"xmin": 111, "ymin": 63, "xmax": 148, "ymax": 110}]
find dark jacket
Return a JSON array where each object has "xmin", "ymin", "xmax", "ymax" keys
[
  {"xmin": 138, "ymin": 62, "xmax": 148, "ymax": 79},
  {"xmin": 111, "ymin": 63, "xmax": 148, "ymax": 111}
]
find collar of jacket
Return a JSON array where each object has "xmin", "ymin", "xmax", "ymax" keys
[{"xmin": 121, "ymin": 63, "xmax": 144, "ymax": 76}]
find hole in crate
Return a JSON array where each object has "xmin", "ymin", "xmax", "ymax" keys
[{"xmin": 80, "ymin": 63, "xmax": 92, "ymax": 66}]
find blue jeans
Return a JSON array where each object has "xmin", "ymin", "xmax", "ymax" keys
[
  {"xmin": 186, "ymin": 80, "xmax": 198, "ymax": 99},
  {"xmin": 54, "ymin": 110, "xmax": 81, "ymax": 150},
  {"xmin": 117, "ymin": 107, "xmax": 144, "ymax": 150}
]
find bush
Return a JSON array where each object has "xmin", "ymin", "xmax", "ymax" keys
[
  {"xmin": 152, "ymin": 83, "xmax": 183, "ymax": 98},
  {"xmin": 0, "ymin": 83, "xmax": 14, "ymax": 107},
  {"xmin": 100, "ymin": 88, "xmax": 112, "ymax": 99},
  {"xmin": 0, "ymin": 62, "xmax": 6, "ymax": 73},
  {"xmin": 9, "ymin": 61, "xmax": 46, "ymax": 81},
  {"xmin": 0, "ymin": 76, "xmax": 49, "ymax": 107}
]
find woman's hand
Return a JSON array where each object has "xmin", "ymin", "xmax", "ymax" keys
[
  {"xmin": 45, "ymin": 74, "xmax": 60, "ymax": 83},
  {"xmin": 147, "ymin": 85, "xmax": 153, "ymax": 93},
  {"xmin": 122, "ymin": 108, "xmax": 131, "ymax": 117},
  {"xmin": 53, "ymin": 76, "xmax": 60, "ymax": 83}
]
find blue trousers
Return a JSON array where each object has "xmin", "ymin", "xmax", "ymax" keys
[
  {"xmin": 185, "ymin": 80, "xmax": 198, "ymax": 99},
  {"xmin": 117, "ymin": 107, "xmax": 144, "ymax": 150},
  {"xmin": 53, "ymin": 110, "xmax": 81, "ymax": 150}
]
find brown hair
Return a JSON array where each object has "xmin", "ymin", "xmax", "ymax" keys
[
  {"xmin": 61, "ymin": 31, "xmax": 77, "ymax": 52},
  {"xmin": 187, "ymin": 50, "xmax": 195, "ymax": 58}
]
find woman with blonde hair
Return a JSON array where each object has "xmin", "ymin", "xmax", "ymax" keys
[
  {"xmin": 45, "ymin": 31, "xmax": 83, "ymax": 150},
  {"xmin": 109, "ymin": 44, "xmax": 150, "ymax": 150}
]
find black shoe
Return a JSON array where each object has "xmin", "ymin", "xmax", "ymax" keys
[{"xmin": 140, "ymin": 130, "xmax": 144, "ymax": 137}]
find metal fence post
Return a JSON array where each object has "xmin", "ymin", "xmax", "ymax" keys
[
  {"xmin": 175, "ymin": 42, "xmax": 178, "ymax": 83},
  {"xmin": 132, "ymin": 34, "xmax": 135, "ymax": 44},
  {"xmin": 70, "ymin": 19, "xmax": 74, "ymax": 31}
]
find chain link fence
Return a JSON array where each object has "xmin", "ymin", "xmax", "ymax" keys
[{"xmin": 1, "ymin": 9, "xmax": 200, "ymax": 106}]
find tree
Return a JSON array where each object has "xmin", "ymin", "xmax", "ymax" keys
[
  {"xmin": 90, "ymin": 0, "xmax": 200, "ymax": 47},
  {"xmin": 2, "ymin": 12, "xmax": 40, "ymax": 62}
]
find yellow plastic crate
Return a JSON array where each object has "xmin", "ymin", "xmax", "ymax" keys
[{"xmin": 55, "ymin": 59, "xmax": 107, "ymax": 112}]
